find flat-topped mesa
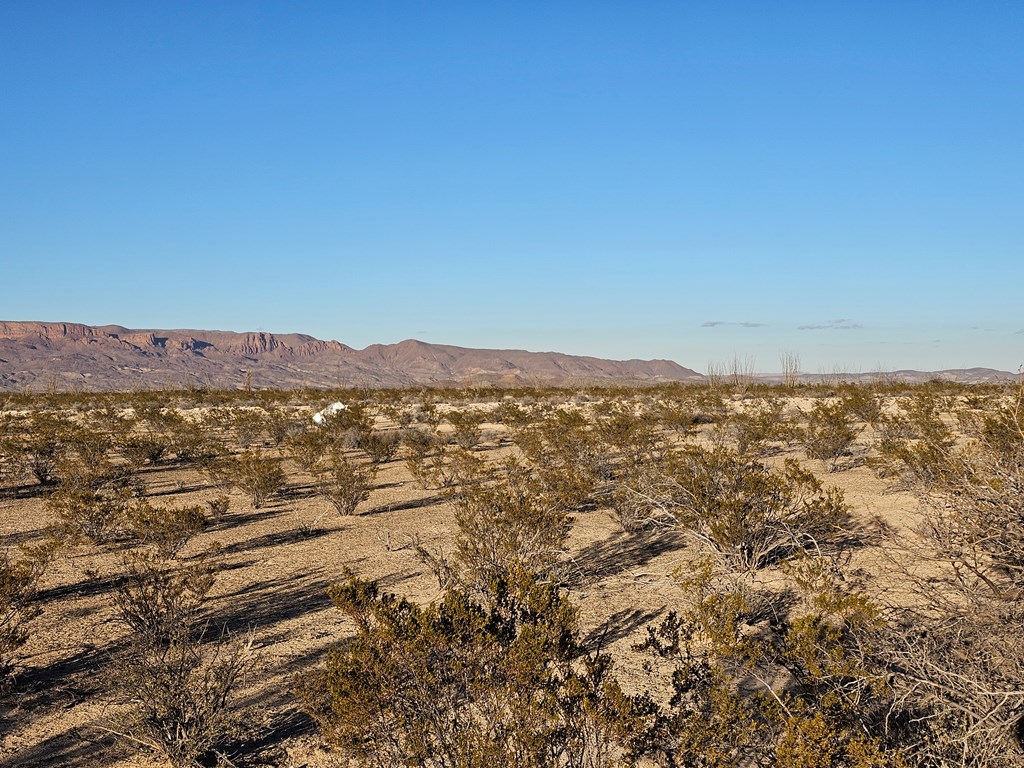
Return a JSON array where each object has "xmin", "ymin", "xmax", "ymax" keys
[{"xmin": 0, "ymin": 321, "xmax": 103, "ymax": 341}]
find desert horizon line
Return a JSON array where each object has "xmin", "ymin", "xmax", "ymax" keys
[{"xmin": 0, "ymin": 319, "xmax": 1018, "ymax": 381}]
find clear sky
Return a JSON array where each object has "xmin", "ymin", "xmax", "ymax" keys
[{"xmin": 2, "ymin": 2, "xmax": 1022, "ymax": 373}]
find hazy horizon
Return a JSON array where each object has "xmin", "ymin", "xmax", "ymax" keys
[{"xmin": 2, "ymin": 3, "xmax": 1021, "ymax": 373}]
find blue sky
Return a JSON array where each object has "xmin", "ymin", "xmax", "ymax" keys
[{"xmin": 2, "ymin": 2, "xmax": 1022, "ymax": 373}]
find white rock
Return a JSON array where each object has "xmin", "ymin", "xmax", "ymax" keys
[{"xmin": 312, "ymin": 401, "xmax": 348, "ymax": 426}]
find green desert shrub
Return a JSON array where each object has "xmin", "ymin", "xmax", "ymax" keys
[
  {"xmin": 638, "ymin": 446, "xmax": 851, "ymax": 571},
  {"xmin": 401, "ymin": 427, "xmax": 440, "ymax": 488},
  {"xmin": 514, "ymin": 410, "xmax": 610, "ymax": 508},
  {"xmin": 109, "ymin": 548, "xmax": 255, "ymax": 767},
  {"xmin": 286, "ymin": 429, "xmax": 330, "ymax": 474},
  {"xmin": 406, "ymin": 442, "xmax": 480, "ymax": 492},
  {"xmin": 316, "ymin": 452, "xmax": 377, "ymax": 516},
  {"xmin": 0, "ymin": 412, "xmax": 70, "ymax": 486},
  {"xmin": 593, "ymin": 403, "xmax": 663, "ymax": 467},
  {"xmin": 164, "ymin": 412, "xmax": 224, "ymax": 464},
  {"xmin": 360, "ymin": 428, "xmax": 401, "ymax": 464},
  {"xmin": 47, "ymin": 474, "xmax": 141, "ymax": 545},
  {"xmin": 635, "ymin": 557, "xmax": 896, "ymax": 768},
  {"xmin": 0, "ymin": 546, "xmax": 48, "ymax": 687},
  {"xmin": 871, "ymin": 392, "xmax": 959, "ymax": 489},
  {"xmin": 113, "ymin": 549, "xmax": 217, "ymax": 646},
  {"xmin": 265, "ymin": 407, "xmax": 298, "ymax": 446},
  {"xmin": 230, "ymin": 408, "xmax": 266, "ymax": 449},
  {"xmin": 315, "ymin": 400, "xmax": 373, "ymax": 448},
  {"xmin": 221, "ymin": 450, "xmax": 286, "ymax": 508},
  {"xmin": 445, "ymin": 409, "xmax": 486, "ymax": 449},
  {"xmin": 653, "ymin": 398, "xmax": 702, "ymax": 436},
  {"xmin": 206, "ymin": 494, "xmax": 230, "ymax": 522},
  {"xmin": 723, "ymin": 396, "xmax": 799, "ymax": 456},
  {"xmin": 119, "ymin": 433, "xmax": 170, "ymax": 468},
  {"xmin": 296, "ymin": 567, "xmax": 656, "ymax": 768},
  {"xmin": 802, "ymin": 398, "xmax": 864, "ymax": 470},
  {"xmin": 494, "ymin": 399, "xmax": 533, "ymax": 428},
  {"xmin": 451, "ymin": 458, "xmax": 574, "ymax": 593},
  {"xmin": 125, "ymin": 502, "xmax": 208, "ymax": 559},
  {"xmin": 840, "ymin": 385, "xmax": 883, "ymax": 426}
]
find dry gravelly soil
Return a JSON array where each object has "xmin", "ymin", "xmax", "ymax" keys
[{"xmin": 0, "ymin": 399, "xmax": 921, "ymax": 767}]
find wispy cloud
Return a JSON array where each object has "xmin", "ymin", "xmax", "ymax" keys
[
  {"xmin": 701, "ymin": 321, "xmax": 766, "ymax": 328},
  {"xmin": 1016, "ymin": 329, "xmax": 1024, "ymax": 335},
  {"xmin": 798, "ymin": 319, "xmax": 863, "ymax": 331}
]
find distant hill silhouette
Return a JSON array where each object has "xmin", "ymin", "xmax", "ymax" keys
[{"xmin": 0, "ymin": 321, "xmax": 704, "ymax": 391}]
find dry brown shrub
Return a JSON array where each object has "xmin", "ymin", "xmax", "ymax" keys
[
  {"xmin": 296, "ymin": 567, "xmax": 655, "ymax": 768},
  {"xmin": 0, "ymin": 546, "xmax": 48, "ymax": 688},
  {"xmin": 220, "ymin": 450, "xmax": 286, "ymax": 508},
  {"xmin": 316, "ymin": 451, "xmax": 377, "ymax": 516},
  {"xmin": 722, "ymin": 396, "xmax": 799, "ymax": 456},
  {"xmin": 451, "ymin": 457, "xmax": 574, "ymax": 593},
  {"xmin": 802, "ymin": 398, "xmax": 864, "ymax": 471},
  {"xmin": 626, "ymin": 445, "xmax": 851, "ymax": 571},
  {"xmin": 876, "ymin": 383, "xmax": 1024, "ymax": 765},
  {"xmin": 108, "ymin": 548, "xmax": 256, "ymax": 767}
]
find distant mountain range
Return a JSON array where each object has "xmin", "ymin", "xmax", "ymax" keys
[
  {"xmin": 0, "ymin": 322, "xmax": 703, "ymax": 391},
  {"xmin": 1, "ymin": 322, "xmax": 1015, "ymax": 392}
]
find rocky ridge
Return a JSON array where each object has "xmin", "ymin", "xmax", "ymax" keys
[{"xmin": 0, "ymin": 321, "xmax": 703, "ymax": 391}]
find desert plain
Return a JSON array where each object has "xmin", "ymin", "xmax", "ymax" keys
[{"xmin": 1, "ymin": 379, "xmax": 1022, "ymax": 767}]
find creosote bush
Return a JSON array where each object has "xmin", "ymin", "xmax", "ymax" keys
[
  {"xmin": 265, "ymin": 407, "xmax": 297, "ymax": 446},
  {"xmin": 514, "ymin": 410, "xmax": 609, "ymax": 510},
  {"xmin": 445, "ymin": 408, "xmax": 485, "ymax": 449},
  {"xmin": 119, "ymin": 433, "xmax": 169, "ymax": 468},
  {"xmin": 296, "ymin": 566, "xmax": 656, "ymax": 768},
  {"xmin": 316, "ymin": 452, "xmax": 377, "ymax": 516},
  {"xmin": 635, "ymin": 555, "xmax": 899, "ymax": 768},
  {"xmin": 206, "ymin": 495, "xmax": 230, "ymax": 522},
  {"xmin": 871, "ymin": 392, "xmax": 958, "ymax": 489},
  {"xmin": 230, "ymin": 408, "xmax": 266, "ymax": 448},
  {"xmin": 9, "ymin": 381, "xmax": 1024, "ymax": 766},
  {"xmin": 629, "ymin": 445, "xmax": 852, "ymax": 571},
  {"xmin": 722, "ymin": 396, "xmax": 798, "ymax": 456},
  {"xmin": 803, "ymin": 398, "xmax": 864, "ymax": 470},
  {"xmin": 110, "ymin": 544, "xmax": 255, "ymax": 768},
  {"xmin": 287, "ymin": 428, "xmax": 329, "ymax": 474},
  {"xmin": 450, "ymin": 457, "xmax": 574, "ymax": 593},
  {"xmin": 0, "ymin": 412, "xmax": 70, "ymax": 485},
  {"xmin": 47, "ymin": 474, "xmax": 141, "ymax": 545},
  {"xmin": 126, "ymin": 502, "xmax": 208, "ymax": 559},
  {"xmin": 877, "ymin": 382, "xmax": 1024, "ymax": 766},
  {"xmin": 1, "ymin": 546, "xmax": 48, "ymax": 688},
  {"xmin": 361, "ymin": 428, "xmax": 401, "ymax": 464},
  {"xmin": 840, "ymin": 385, "xmax": 883, "ymax": 426},
  {"xmin": 113, "ymin": 549, "xmax": 217, "ymax": 646},
  {"xmin": 220, "ymin": 450, "xmax": 285, "ymax": 508}
]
